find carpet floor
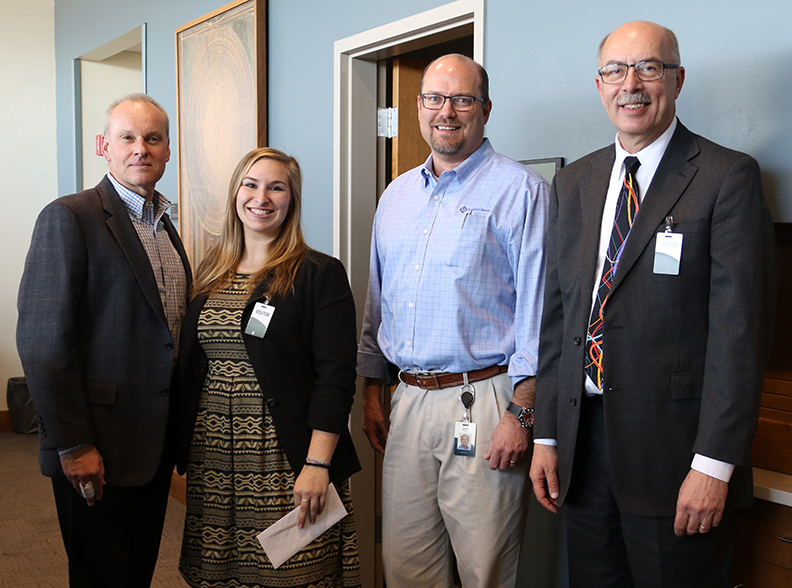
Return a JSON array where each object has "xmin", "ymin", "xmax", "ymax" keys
[{"xmin": 0, "ymin": 431, "xmax": 190, "ymax": 587}]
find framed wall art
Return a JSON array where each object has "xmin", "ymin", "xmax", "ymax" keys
[
  {"xmin": 176, "ymin": 0, "xmax": 267, "ymax": 266},
  {"xmin": 519, "ymin": 157, "xmax": 564, "ymax": 184}
]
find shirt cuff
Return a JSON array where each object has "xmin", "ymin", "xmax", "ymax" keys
[
  {"xmin": 691, "ymin": 453, "xmax": 734, "ymax": 483},
  {"xmin": 534, "ymin": 438, "xmax": 557, "ymax": 446},
  {"xmin": 356, "ymin": 349, "xmax": 389, "ymax": 380},
  {"xmin": 58, "ymin": 443, "xmax": 90, "ymax": 456}
]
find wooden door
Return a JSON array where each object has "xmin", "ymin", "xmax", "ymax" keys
[{"xmin": 391, "ymin": 58, "xmax": 431, "ymax": 180}]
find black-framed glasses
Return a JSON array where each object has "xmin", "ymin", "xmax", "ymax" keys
[
  {"xmin": 419, "ymin": 94, "xmax": 484, "ymax": 111},
  {"xmin": 597, "ymin": 61, "xmax": 679, "ymax": 85}
]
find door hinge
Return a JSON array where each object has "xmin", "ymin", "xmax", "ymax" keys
[{"xmin": 377, "ymin": 107, "xmax": 398, "ymax": 138}]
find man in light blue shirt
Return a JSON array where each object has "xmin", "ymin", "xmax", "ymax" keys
[{"xmin": 357, "ymin": 54, "xmax": 549, "ymax": 588}]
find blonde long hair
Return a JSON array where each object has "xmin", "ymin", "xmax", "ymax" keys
[{"xmin": 191, "ymin": 147, "xmax": 307, "ymax": 299}]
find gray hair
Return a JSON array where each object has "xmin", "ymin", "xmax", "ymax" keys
[{"xmin": 104, "ymin": 93, "xmax": 169, "ymax": 138}]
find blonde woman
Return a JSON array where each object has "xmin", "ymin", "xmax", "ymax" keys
[{"xmin": 176, "ymin": 148, "xmax": 361, "ymax": 587}]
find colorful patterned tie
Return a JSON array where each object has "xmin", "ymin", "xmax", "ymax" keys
[{"xmin": 585, "ymin": 156, "xmax": 641, "ymax": 391}]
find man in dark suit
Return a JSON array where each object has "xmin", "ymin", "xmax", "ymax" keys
[
  {"xmin": 529, "ymin": 21, "xmax": 775, "ymax": 587},
  {"xmin": 17, "ymin": 94, "xmax": 191, "ymax": 587}
]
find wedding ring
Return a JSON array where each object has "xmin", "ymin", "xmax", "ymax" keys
[
  {"xmin": 301, "ymin": 498, "xmax": 309, "ymax": 502},
  {"xmin": 79, "ymin": 480, "xmax": 95, "ymax": 499}
]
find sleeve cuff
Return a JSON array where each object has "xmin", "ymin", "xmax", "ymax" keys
[
  {"xmin": 691, "ymin": 453, "xmax": 734, "ymax": 483},
  {"xmin": 508, "ymin": 340, "xmax": 539, "ymax": 385},
  {"xmin": 58, "ymin": 443, "xmax": 90, "ymax": 456},
  {"xmin": 534, "ymin": 438, "xmax": 557, "ymax": 447},
  {"xmin": 356, "ymin": 349, "xmax": 389, "ymax": 380}
]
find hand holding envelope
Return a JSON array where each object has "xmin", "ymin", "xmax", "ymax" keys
[{"xmin": 257, "ymin": 483, "xmax": 348, "ymax": 568}]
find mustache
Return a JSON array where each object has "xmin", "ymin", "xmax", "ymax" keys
[{"xmin": 617, "ymin": 93, "xmax": 651, "ymax": 105}]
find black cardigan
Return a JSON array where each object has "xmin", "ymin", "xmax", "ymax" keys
[{"xmin": 176, "ymin": 250, "xmax": 361, "ymax": 485}]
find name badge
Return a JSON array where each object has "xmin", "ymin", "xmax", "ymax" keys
[
  {"xmin": 244, "ymin": 301, "xmax": 275, "ymax": 338},
  {"xmin": 453, "ymin": 421, "xmax": 476, "ymax": 457},
  {"xmin": 654, "ymin": 232, "xmax": 683, "ymax": 275}
]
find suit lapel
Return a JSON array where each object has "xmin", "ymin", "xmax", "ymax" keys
[
  {"xmin": 609, "ymin": 124, "xmax": 699, "ymax": 293},
  {"xmin": 579, "ymin": 147, "xmax": 616, "ymax": 305},
  {"xmin": 98, "ymin": 176, "xmax": 168, "ymax": 326}
]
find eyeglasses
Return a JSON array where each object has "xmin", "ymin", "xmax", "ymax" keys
[
  {"xmin": 419, "ymin": 94, "xmax": 484, "ymax": 112},
  {"xmin": 597, "ymin": 61, "xmax": 679, "ymax": 85}
]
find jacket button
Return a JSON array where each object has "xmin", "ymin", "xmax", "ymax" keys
[
  {"xmin": 266, "ymin": 398, "xmax": 278, "ymax": 409},
  {"xmin": 573, "ymin": 337, "xmax": 581, "ymax": 345},
  {"xmin": 160, "ymin": 388, "xmax": 169, "ymax": 396},
  {"xmin": 165, "ymin": 342, "xmax": 174, "ymax": 350},
  {"xmin": 569, "ymin": 398, "xmax": 577, "ymax": 407}
]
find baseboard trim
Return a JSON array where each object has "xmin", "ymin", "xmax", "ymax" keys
[
  {"xmin": 170, "ymin": 470, "xmax": 186, "ymax": 505},
  {"xmin": 0, "ymin": 410, "xmax": 11, "ymax": 432}
]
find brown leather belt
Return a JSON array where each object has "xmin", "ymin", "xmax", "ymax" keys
[{"xmin": 398, "ymin": 364, "xmax": 508, "ymax": 390}]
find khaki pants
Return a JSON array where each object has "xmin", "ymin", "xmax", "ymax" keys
[{"xmin": 382, "ymin": 373, "xmax": 528, "ymax": 588}]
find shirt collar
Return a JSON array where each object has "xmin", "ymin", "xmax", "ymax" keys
[
  {"xmin": 613, "ymin": 117, "xmax": 677, "ymax": 185},
  {"xmin": 106, "ymin": 173, "xmax": 171, "ymax": 224},
  {"xmin": 420, "ymin": 138, "xmax": 494, "ymax": 188}
]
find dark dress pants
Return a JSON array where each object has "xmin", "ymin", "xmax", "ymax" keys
[
  {"xmin": 564, "ymin": 394, "xmax": 734, "ymax": 588},
  {"xmin": 51, "ymin": 458, "xmax": 173, "ymax": 588}
]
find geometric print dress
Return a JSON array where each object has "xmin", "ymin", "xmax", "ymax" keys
[{"xmin": 179, "ymin": 274, "xmax": 362, "ymax": 588}]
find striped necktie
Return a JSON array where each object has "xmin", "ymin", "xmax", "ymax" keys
[{"xmin": 585, "ymin": 156, "xmax": 641, "ymax": 391}]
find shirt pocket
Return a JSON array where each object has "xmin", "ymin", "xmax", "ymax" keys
[{"xmin": 440, "ymin": 214, "xmax": 487, "ymax": 268}]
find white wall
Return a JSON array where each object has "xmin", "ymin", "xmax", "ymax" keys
[
  {"xmin": 0, "ymin": 0, "xmax": 57, "ymax": 412},
  {"xmin": 81, "ymin": 50, "xmax": 142, "ymax": 190}
]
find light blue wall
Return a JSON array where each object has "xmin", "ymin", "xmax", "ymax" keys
[
  {"xmin": 485, "ymin": 0, "xmax": 792, "ymax": 224},
  {"xmin": 55, "ymin": 0, "xmax": 451, "ymax": 253},
  {"xmin": 56, "ymin": 0, "xmax": 792, "ymax": 253},
  {"xmin": 55, "ymin": 0, "xmax": 222, "ymax": 209}
]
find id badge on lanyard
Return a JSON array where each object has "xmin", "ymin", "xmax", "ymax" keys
[
  {"xmin": 244, "ymin": 294, "xmax": 275, "ymax": 338},
  {"xmin": 454, "ymin": 372, "xmax": 476, "ymax": 456}
]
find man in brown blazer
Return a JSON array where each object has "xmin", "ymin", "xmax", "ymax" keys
[
  {"xmin": 529, "ymin": 21, "xmax": 775, "ymax": 587},
  {"xmin": 17, "ymin": 94, "xmax": 191, "ymax": 587}
]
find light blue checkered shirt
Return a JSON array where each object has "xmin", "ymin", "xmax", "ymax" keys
[{"xmin": 357, "ymin": 139, "xmax": 549, "ymax": 386}]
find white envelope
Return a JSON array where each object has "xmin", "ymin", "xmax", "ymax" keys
[{"xmin": 256, "ymin": 484, "xmax": 347, "ymax": 569}]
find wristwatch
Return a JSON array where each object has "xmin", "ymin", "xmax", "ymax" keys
[{"xmin": 506, "ymin": 402, "xmax": 534, "ymax": 428}]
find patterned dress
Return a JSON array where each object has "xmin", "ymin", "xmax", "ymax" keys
[{"xmin": 180, "ymin": 274, "xmax": 361, "ymax": 588}]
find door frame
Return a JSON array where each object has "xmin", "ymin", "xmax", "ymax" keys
[
  {"xmin": 332, "ymin": 2, "xmax": 484, "ymax": 586},
  {"xmin": 333, "ymin": 0, "xmax": 484, "ymax": 281}
]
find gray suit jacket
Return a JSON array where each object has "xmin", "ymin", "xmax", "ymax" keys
[
  {"xmin": 535, "ymin": 122, "xmax": 776, "ymax": 516},
  {"xmin": 17, "ymin": 176, "xmax": 192, "ymax": 486}
]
